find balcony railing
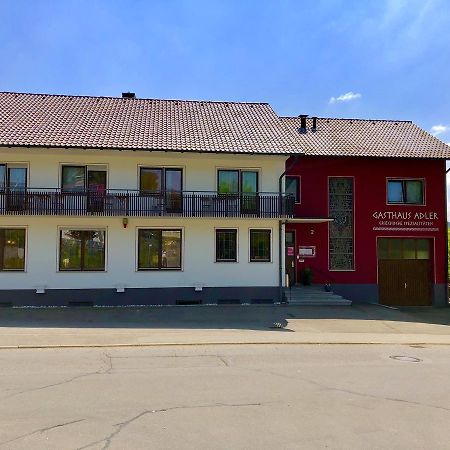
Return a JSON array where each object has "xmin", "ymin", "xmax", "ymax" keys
[{"xmin": 0, "ymin": 189, "xmax": 294, "ymax": 218}]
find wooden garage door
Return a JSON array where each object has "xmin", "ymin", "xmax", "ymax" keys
[{"xmin": 378, "ymin": 239, "xmax": 432, "ymax": 307}]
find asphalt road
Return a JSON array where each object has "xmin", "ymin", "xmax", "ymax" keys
[{"xmin": 0, "ymin": 344, "xmax": 449, "ymax": 450}]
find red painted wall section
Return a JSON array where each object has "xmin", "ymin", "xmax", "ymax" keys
[{"xmin": 286, "ymin": 156, "xmax": 447, "ymax": 285}]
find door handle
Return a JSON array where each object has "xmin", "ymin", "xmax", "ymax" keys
[
  {"xmin": 291, "ymin": 261, "xmax": 295, "ymax": 268},
  {"xmin": 404, "ymin": 282, "xmax": 407, "ymax": 289}
]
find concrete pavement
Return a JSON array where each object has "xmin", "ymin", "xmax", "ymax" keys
[{"xmin": 1, "ymin": 304, "xmax": 450, "ymax": 347}]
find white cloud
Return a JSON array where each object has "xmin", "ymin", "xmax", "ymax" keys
[
  {"xmin": 430, "ymin": 124, "xmax": 449, "ymax": 136},
  {"xmin": 329, "ymin": 92, "xmax": 362, "ymax": 104}
]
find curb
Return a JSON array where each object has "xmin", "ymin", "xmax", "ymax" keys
[{"xmin": 1, "ymin": 341, "xmax": 450, "ymax": 349}]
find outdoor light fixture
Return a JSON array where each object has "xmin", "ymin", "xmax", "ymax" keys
[{"xmin": 122, "ymin": 217, "xmax": 129, "ymax": 229}]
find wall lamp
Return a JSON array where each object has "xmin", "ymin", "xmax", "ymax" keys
[{"xmin": 122, "ymin": 217, "xmax": 129, "ymax": 229}]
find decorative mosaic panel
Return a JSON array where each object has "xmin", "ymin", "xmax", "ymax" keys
[{"xmin": 329, "ymin": 178, "xmax": 354, "ymax": 270}]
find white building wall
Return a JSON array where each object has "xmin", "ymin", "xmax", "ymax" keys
[
  {"xmin": 0, "ymin": 216, "xmax": 280, "ymax": 291},
  {"xmin": 0, "ymin": 147, "xmax": 287, "ymax": 293},
  {"xmin": 0, "ymin": 147, "xmax": 286, "ymax": 192}
]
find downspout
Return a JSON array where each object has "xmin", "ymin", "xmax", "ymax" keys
[
  {"xmin": 446, "ymin": 162, "xmax": 449, "ymax": 306},
  {"xmin": 278, "ymin": 155, "xmax": 300, "ymax": 303}
]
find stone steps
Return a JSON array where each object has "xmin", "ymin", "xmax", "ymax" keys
[{"xmin": 285, "ymin": 285, "xmax": 352, "ymax": 306}]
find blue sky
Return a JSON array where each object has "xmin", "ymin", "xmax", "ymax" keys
[{"xmin": 1, "ymin": 0, "xmax": 450, "ymax": 141}]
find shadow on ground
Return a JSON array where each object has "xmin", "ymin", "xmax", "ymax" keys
[{"xmin": 0, "ymin": 304, "xmax": 449, "ymax": 331}]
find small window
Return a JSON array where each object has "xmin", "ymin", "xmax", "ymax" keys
[
  {"xmin": 285, "ymin": 176, "xmax": 300, "ymax": 203},
  {"xmin": 249, "ymin": 229, "xmax": 271, "ymax": 262},
  {"xmin": 216, "ymin": 229, "xmax": 237, "ymax": 262},
  {"xmin": 387, "ymin": 179, "xmax": 424, "ymax": 205},
  {"xmin": 378, "ymin": 238, "xmax": 430, "ymax": 260},
  {"xmin": 59, "ymin": 229, "xmax": 106, "ymax": 271},
  {"xmin": 0, "ymin": 228, "xmax": 26, "ymax": 271},
  {"xmin": 138, "ymin": 229, "xmax": 182, "ymax": 270}
]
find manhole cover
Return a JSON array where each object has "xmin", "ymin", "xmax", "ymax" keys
[{"xmin": 389, "ymin": 355, "xmax": 422, "ymax": 363}]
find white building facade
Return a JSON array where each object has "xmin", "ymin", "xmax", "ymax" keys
[{"xmin": 0, "ymin": 93, "xmax": 298, "ymax": 306}]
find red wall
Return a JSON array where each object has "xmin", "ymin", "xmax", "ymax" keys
[{"xmin": 286, "ymin": 156, "xmax": 447, "ymax": 285}]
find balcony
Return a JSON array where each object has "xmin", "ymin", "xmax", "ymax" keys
[{"xmin": 0, "ymin": 189, "xmax": 294, "ymax": 218}]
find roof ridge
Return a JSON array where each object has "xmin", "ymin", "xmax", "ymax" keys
[
  {"xmin": 280, "ymin": 116, "xmax": 412, "ymax": 123},
  {"xmin": 0, "ymin": 91, "xmax": 269, "ymax": 106}
]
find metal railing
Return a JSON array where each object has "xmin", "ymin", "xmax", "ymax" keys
[{"xmin": 0, "ymin": 189, "xmax": 295, "ymax": 218}]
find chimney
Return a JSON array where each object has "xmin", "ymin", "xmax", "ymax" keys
[
  {"xmin": 122, "ymin": 92, "xmax": 136, "ymax": 99},
  {"xmin": 298, "ymin": 114, "xmax": 308, "ymax": 134},
  {"xmin": 311, "ymin": 117, "xmax": 317, "ymax": 132}
]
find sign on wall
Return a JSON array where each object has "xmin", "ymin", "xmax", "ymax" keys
[
  {"xmin": 372, "ymin": 210, "xmax": 439, "ymax": 232},
  {"xmin": 298, "ymin": 246, "xmax": 316, "ymax": 257}
]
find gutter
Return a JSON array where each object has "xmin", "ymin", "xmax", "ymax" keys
[{"xmin": 278, "ymin": 155, "xmax": 300, "ymax": 303}]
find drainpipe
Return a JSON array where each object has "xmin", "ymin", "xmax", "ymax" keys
[
  {"xmin": 446, "ymin": 162, "xmax": 449, "ymax": 306},
  {"xmin": 278, "ymin": 155, "xmax": 300, "ymax": 303}
]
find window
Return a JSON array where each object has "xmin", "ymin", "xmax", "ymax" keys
[
  {"xmin": 59, "ymin": 229, "xmax": 106, "ymax": 271},
  {"xmin": 217, "ymin": 169, "xmax": 258, "ymax": 194},
  {"xmin": 0, "ymin": 164, "xmax": 28, "ymax": 211},
  {"xmin": 249, "ymin": 229, "xmax": 271, "ymax": 262},
  {"xmin": 140, "ymin": 168, "xmax": 183, "ymax": 213},
  {"xmin": 387, "ymin": 179, "xmax": 424, "ymax": 205},
  {"xmin": 329, "ymin": 177, "xmax": 354, "ymax": 270},
  {"xmin": 0, "ymin": 229, "xmax": 26, "ymax": 271},
  {"xmin": 378, "ymin": 238, "xmax": 430, "ymax": 260},
  {"xmin": 61, "ymin": 165, "xmax": 107, "ymax": 192},
  {"xmin": 216, "ymin": 229, "xmax": 237, "ymax": 262},
  {"xmin": 138, "ymin": 229, "xmax": 182, "ymax": 270},
  {"xmin": 285, "ymin": 176, "xmax": 300, "ymax": 203}
]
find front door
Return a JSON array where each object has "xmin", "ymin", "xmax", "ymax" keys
[
  {"xmin": 285, "ymin": 230, "xmax": 296, "ymax": 286},
  {"xmin": 378, "ymin": 238, "xmax": 432, "ymax": 306}
]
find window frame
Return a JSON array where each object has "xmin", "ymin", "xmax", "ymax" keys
[
  {"xmin": 386, "ymin": 178, "xmax": 425, "ymax": 205},
  {"xmin": 249, "ymin": 228, "xmax": 272, "ymax": 263},
  {"xmin": 136, "ymin": 227, "xmax": 183, "ymax": 271},
  {"xmin": 0, "ymin": 163, "xmax": 29, "ymax": 193},
  {"xmin": 215, "ymin": 228, "xmax": 238, "ymax": 263},
  {"xmin": 58, "ymin": 227, "xmax": 107, "ymax": 272},
  {"xmin": 285, "ymin": 175, "xmax": 301, "ymax": 204},
  {"xmin": 0, "ymin": 227, "xmax": 27, "ymax": 272},
  {"xmin": 216, "ymin": 169, "xmax": 259, "ymax": 194},
  {"xmin": 139, "ymin": 167, "xmax": 184, "ymax": 193},
  {"xmin": 60, "ymin": 164, "xmax": 108, "ymax": 192}
]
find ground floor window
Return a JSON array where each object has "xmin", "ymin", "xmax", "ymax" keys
[
  {"xmin": 249, "ymin": 229, "xmax": 271, "ymax": 262},
  {"xmin": 59, "ymin": 229, "xmax": 106, "ymax": 271},
  {"xmin": 0, "ymin": 228, "xmax": 26, "ymax": 271},
  {"xmin": 215, "ymin": 229, "xmax": 237, "ymax": 262},
  {"xmin": 138, "ymin": 229, "xmax": 182, "ymax": 270}
]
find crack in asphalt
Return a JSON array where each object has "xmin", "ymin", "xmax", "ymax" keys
[
  {"xmin": 235, "ymin": 365, "xmax": 450, "ymax": 413},
  {"xmin": 2, "ymin": 351, "xmax": 112, "ymax": 400},
  {"xmin": 0, "ymin": 419, "xmax": 85, "ymax": 447},
  {"xmin": 76, "ymin": 402, "xmax": 263, "ymax": 450}
]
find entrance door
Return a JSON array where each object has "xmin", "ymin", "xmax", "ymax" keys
[
  {"xmin": 378, "ymin": 238, "xmax": 432, "ymax": 306},
  {"xmin": 285, "ymin": 231, "xmax": 296, "ymax": 286}
]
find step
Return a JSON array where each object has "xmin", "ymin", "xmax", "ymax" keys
[{"xmin": 288, "ymin": 299, "xmax": 352, "ymax": 306}]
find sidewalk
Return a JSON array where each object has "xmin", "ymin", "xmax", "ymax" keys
[{"xmin": 0, "ymin": 304, "xmax": 450, "ymax": 348}]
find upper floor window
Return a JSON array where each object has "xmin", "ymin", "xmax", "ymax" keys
[
  {"xmin": 217, "ymin": 169, "xmax": 258, "ymax": 194},
  {"xmin": 62, "ymin": 165, "xmax": 107, "ymax": 193},
  {"xmin": 140, "ymin": 168, "xmax": 182, "ymax": 194},
  {"xmin": 0, "ymin": 164, "xmax": 27, "ymax": 192},
  {"xmin": 387, "ymin": 179, "xmax": 424, "ymax": 205},
  {"xmin": 285, "ymin": 176, "xmax": 300, "ymax": 203},
  {"xmin": 0, "ymin": 228, "xmax": 26, "ymax": 271}
]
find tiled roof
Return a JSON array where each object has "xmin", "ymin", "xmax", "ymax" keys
[
  {"xmin": 0, "ymin": 92, "xmax": 300, "ymax": 154},
  {"xmin": 281, "ymin": 117, "xmax": 450, "ymax": 159}
]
